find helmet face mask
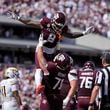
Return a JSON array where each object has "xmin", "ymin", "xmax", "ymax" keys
[
  {"xmin": 52, "ymin": 12, "xmax": 66, "ymax": 32},
  {"xmin": 52, "ymin": 22, "xmax": 64, "ymax": 32},
  {"xmin": 5, "ymin": 67, "xmax": 19, "ymax": 79}
]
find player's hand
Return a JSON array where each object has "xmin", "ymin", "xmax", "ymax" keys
[
  {"xmin": 7, "ymin": 11, "xmax": 20, "ymax": 20},
  {"xmin": 83, "ymin": 26, "xmax": 94, "ymax": 35},
  {"xmin": 39, "ymin": 36, "xmax": 48, "ymax": 44},
  {"xmin": 88, "ymin": 105, "xmax": 95, "ymax": 110},
  {"xmin": 36, "ymin": 84, "xmax": 45, "ymax": 95},
  {"xmin": 62, "ymin": 97, "xmax": 70, "ymax": 109}
]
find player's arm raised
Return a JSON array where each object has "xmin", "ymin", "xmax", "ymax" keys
[
  {"xmin": 8, "ymin": 11, "xmax": 41, "ymax": 29},
  {"xmin": 19, "ymin": 17, "xmax": 41, "ymax": 29},
  {"xmin": 63, "ymin": 26, "xmax": 94, "ymax": 38}
]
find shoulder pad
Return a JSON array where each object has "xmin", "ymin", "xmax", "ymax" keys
[{"xmin": 10, "ymin": 78, "xmax": 17, "ymax": 85}]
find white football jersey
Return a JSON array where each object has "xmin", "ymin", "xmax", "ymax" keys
[{"xmin": 0, "ymin": 78, "xmax": 19, "ymax": 101}]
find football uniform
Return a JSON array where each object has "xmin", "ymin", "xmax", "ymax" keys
[
  {"xmin": 62, "ymin": 68, "xmax": 78, "ymax": 110},
  {"xmin": 77, "ymin": 69, "xmax": 97, "ymax": 110},
  {"xmin": 35, "ymin": 17, "xmax": 68, "ymax": 89},
  {"xmin": 0, "ymin": 78, "xmax": 20, "ymax": 110},
  {"xmin": 40, "ymin": 61, "xmax": 74, "ymax": 110},
  {"xmin": 35, "ymin": 17, "xmax": 68, "ymax": 68}
]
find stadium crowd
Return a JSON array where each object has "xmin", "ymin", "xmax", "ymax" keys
[{"xmin": 0, "ymin": 0, "xmax": 110, "ymax": 38}]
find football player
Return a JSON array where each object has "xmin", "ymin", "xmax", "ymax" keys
[
  {"xmin": 38, "ymin": 52, "xmax": 77, "ymax": 110},
  {"xmin": 77, "ymin": 61, "xmax": 98, "ymax": 110},
  {"xmin": 0, "ymin": 67, "xmax": 22, "ymax": 110},
  {"xmin": 62, "ymin": 57, "xmax": 78, "ymax": 110},
  {"xmin": 62, "ymin": 70, "xmax": 78, "ymax": 110},
  {"xmin": 8, "ymin": 11, "xmax": 94, "ymax": 95}
]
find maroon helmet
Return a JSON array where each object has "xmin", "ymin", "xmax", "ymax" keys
[
  {"xmin": 52, "ymin": 12, "xmax": 66, "ymax": 32},
  {"xmin": 83, "ymin": 61, "xmax": 95, "ymax": 70},
  {"xmin": 53, "ymin": 52, "xmax": 71, "ymax": 71}
]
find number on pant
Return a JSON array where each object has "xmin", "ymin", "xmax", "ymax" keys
[{"xmin": 80, "ymin": 76, "xmax": 93, "ymax": 89}]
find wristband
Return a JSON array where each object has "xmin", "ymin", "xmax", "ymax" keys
[
  {"xmin": 82, "ymin": 31, "xmax": 86, "ymax": 35},
  {"xmin": 44, "ymin": 72, "xmax": 50, "ymax": 76}
]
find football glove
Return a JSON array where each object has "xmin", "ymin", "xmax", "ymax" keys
[
  {"xmin": 62, "ymin": 97, "xmax": 70, "ymax": 109},
  {"xmin": 83, "ymin": 26, "xmax": 94, "ymax": 35},
  {"xmin": 38, "ymin": 35, "xmax": 48, "ymax": 47},
  {"xmin": 7, "ymin": 11, "xmax": 20, "ymax": 20},
  {"xmin": 36, "ymin": 84, "xmax": 45, "ymax": 95}
]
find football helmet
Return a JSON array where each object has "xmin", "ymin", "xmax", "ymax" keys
[
  {"xmin": 53, "ymin": 52, "xmax": 71, "ymax": 71},
  {"xmin": 4, "ymin": 67, "xmax": 19, "ymax": 78},
  {"xmin": 52, "ymin": 12, "xmax": 66, "ymax": 32},
  {"xmin": 83, "ymin": 61, "xmax": 95, "ymax": 70}
]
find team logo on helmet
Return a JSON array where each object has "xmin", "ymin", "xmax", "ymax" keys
[{"xmin": 53, "ymin": 52, "xmax": 71, "ymax": 71}]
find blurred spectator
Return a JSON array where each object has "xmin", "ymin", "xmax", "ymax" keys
[
  {"xmin": 3, "ymin": 55, "xmax": 11, "ymax": 64},
  {"xmin": 0, "ymin": 0, "xmax": 110, "ymax": 38}
]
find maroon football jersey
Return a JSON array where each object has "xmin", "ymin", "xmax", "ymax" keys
[
  {"xmin": 78, "ymin": 69, "xmax": 97, "ymax": 97},
  {"xmin": 40, "ymin": 17, "xmax": 68, "ymax": 48},
  {"xmin": 43, "ymin": 61, "xmax": 70, "ymax": 94}
]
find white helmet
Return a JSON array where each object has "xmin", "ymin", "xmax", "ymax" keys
[{"xmin": 4, "ymin": 67, "xmax": 19, "ymax": 78}]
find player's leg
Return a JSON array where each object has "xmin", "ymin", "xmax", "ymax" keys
[
  {"xmin": 48, "ymin": 94, "xmax": 63, "ymax": 110},
  {"xmin": 77, "ymin": 97, "xmax": 90, "ymax": 110},
  {"xmin": 40, "ymin": 94, "xmax": 50, "ymax": 110},
  {"xmin": 35, "ymin": 68, "xmax": 45, "ymax": 95}
]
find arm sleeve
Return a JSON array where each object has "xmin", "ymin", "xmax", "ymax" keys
[
  {"xmin": 68, "ymin": 69, "xmax": 78, "ymax": 82},
  {"xmin": 62, "ymin": 26, "xmax": 83, "ymax": 38}
]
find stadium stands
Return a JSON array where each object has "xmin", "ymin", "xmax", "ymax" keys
[{"xmin": 0, "ymin": 0, "xmax": 110, "ymax": 38}]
